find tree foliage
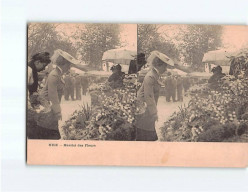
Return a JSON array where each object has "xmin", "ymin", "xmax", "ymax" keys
[
  {"xmin": 138, "ymin": 24, "xmax": 180, "ymax": 61},
  {"xmin": 78, "ymin": 24, "xmax": 121, "ymax": 68},
  {"xmin": 180, "ymin": 25, "xmax": 223, "ymax": 70},
  {"xmin": 28, "ymin": 23, "xmax": 77, "ymax": 59}
]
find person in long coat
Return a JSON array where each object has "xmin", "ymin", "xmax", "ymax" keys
[
  {"xmin": 70, "ymin": 74, "xmax": 76, "ymax": 100},
  {"xmin": 81, "ymin": 74, "xmax": 89, "ymax": 96},
  {"xmin": 75, "ymin": 73, "xmax": 82, "ymax": 100},
  {"xmin": 135, "ymin": 53, "xmax": 168, "ymax": 141},
  {"xmin": 176, "ymin": 75, "xmax": 183, "ymax": 102},
  {"xmin": 37, "ymin": 50, "xmax": 74, "ymax": 139},
  {"xmin": 164, "ymin": 72, "xmax": 173, "ymax": 102},
  {"xmin": 64, "ymin": 73, "xmax": 71, "ymax": 100}
]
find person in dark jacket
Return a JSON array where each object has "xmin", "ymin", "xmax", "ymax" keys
[
  {"xmin": 64, "ymin": 73, "xmax": 71, "ymax": 100},
  {"xmin": 81, "ymin": 74, "xmax": 89, "ymax": 96},
  {"xmin": 176, "ymin": 75, "xmax": 183, "ymax": 101},
  {"xmin": 70, "ymin": 74, "xmax": 76, "ymax": 100},
  {"xmin": 208, "ymin": 65, "xmax": 226, "ymax": 89},
  {"xmin": 165, "ymin": 72, "xmax": 176, "ymax": 102},
  {"xmin": 108, "ymin": 64, "xmax": 125, "ymax": 88},
  {"xmin": 128, "ymin": 53, "xmax": 147, "ymax": 74},
  {"xmin": 75, "ymin": 73, "xmax": 82, "ymax": 100},
  {"xmin": 183, "ymin": 76, "xmax": 191, "ymax": 93}
]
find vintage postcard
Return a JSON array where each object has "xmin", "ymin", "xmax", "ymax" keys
[{"xmin": 27, "ymin": 23, "xmax": 248, "ymax": 167}]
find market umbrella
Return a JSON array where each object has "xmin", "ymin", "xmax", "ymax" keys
[{"xmin": 102, "ymin": 48, "xmax": 137, "ymax": 65}]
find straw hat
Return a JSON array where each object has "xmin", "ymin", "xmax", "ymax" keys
[{"xmin": 147, "ymin": 51, "xmax": 174, "ymax": 67}]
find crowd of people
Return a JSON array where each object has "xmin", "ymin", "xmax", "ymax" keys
[
  {"xmin": 64, "ymin": 73, "xmax": 89, "ymax": 101},
  {"xmin": 163, "ymin": 72, "xmax": 191, "ymax": 102}
]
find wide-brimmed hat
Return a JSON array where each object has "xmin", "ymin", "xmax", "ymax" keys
[
  {"xmin": 51, "ymin": 49, "xmax": 80, "ymax": 65},
  {"xmin": 147, "ymin": 51, "xmax": 174, "ymax": 67}
]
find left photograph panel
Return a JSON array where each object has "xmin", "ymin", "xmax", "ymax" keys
[{"xmin": 27, "ymin": 23, "xmax": 137, "ymax": 141}]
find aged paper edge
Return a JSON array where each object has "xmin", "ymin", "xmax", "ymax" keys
[{"xmin": 27, "ymin": 140, "xmax": 248, "ymax": 167}]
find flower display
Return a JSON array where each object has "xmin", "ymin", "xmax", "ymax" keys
[
  {"xmin": 62, "ymin": 80, "xmax": 138, "ymax": 140},
  {"xmin": 160, "ymin": 72, "xmax": 248, "ymax": 142}
]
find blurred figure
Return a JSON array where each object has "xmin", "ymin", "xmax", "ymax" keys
[
  {"xmin": 64, "ymin": 73, "xmax": 71, "ymax": 100},
  {"xmin": 81, "ymin": 74, "xmax": 89, "ymax": 96},
  {"xmin": 183, "ymin": 75, "xmax": 191, "ymax": 93},
  {"xmin": 164, "ymin": 72, "xmax": 176, "ymax": 102},
  {"xmin": 108, "ymin": 64, "xmax": 125, "ymax": 89},
  {"xmin": 208, "ymin": 65, "xmax": 225, "ymax": 89},
  {"xmin": 128, "ymin": 53, "xmax": 146, "ymax": 74},
  {"xmin": 75, "ymin": 73, "xmax": 82, "ymax": 100},
  {"xmin": 171, "ymin": 75, "xmax": 177, "ymax": 102},
  {"xmin": 70, "ymin": 73, "xmax": 76, "ymax": 100},
  {"xmin": 176, "ymin": 75, "xmax": 183, "ymax": 102}
]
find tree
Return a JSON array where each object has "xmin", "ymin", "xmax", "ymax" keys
[
  {"xmin": 180, "ymin": 25, "xmax": 223, "ymax": 70},
  {"xmin": 78, "ymin": 24, "xmax": 121, "ymax": 68},
  {"xmin": 138, "ymin": 24, "xmax": 180, "ymax": 61},
  {"xmin": 28, "ymin": 23, "xmax": 77, "ymax": 59}
]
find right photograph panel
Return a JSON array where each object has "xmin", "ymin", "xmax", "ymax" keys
[{"xmin": 137, "ymin": 24, "xmax": 248, "ymax": 142}]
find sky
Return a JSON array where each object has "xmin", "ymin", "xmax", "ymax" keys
[{"xmin": 55, "ymin": 23, "xmax": 137, "ymax": 50}]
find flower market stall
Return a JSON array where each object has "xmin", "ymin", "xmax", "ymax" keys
[
  {"xmin": 61, "ymin": 74, "xmax": 138, "ymax": 141},
  {"xmin": 160, "ymin": 70, "xmax": 248, "ymax": 142}
]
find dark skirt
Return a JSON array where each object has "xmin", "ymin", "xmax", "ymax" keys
[{"xmin": 136, "ymin": 128, "xmax": 158, "ymax": 141}]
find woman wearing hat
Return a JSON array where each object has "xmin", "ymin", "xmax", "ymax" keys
[
  {"xmin": 36, "ymin": 50, "xmax": 76, "ymax": 139},
  {"xmin": 135, "ymin": 52, "xmax": 168, "ymax": 141}
]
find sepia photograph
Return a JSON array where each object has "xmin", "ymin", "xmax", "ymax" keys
[
  {"xmin": 137, "ymin": 24, "xmax": 248, "ymax": 142},
  {"xmin": 27, "ymin": 23, "xmax": 248, "ymax": 143},
  {"xmin": 26, "ymin": 23, "xmax": 248, "ymax": 167},
  {"xmin": 27, "ymin": 23, "xmax": 138, "ymax": 141}
]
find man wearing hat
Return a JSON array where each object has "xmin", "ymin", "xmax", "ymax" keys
[{"xmin": 135, "ymin": 51, "xmax": 171, "ymax": 141}]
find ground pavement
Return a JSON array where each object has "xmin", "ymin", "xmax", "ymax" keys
[
  {"xmin": 155, "ymin": 96, "xmax": 191, "ymax": 140},
  {"xmin": 58, "ymin": 93, "xmax": 91, "ymax": 138}
]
